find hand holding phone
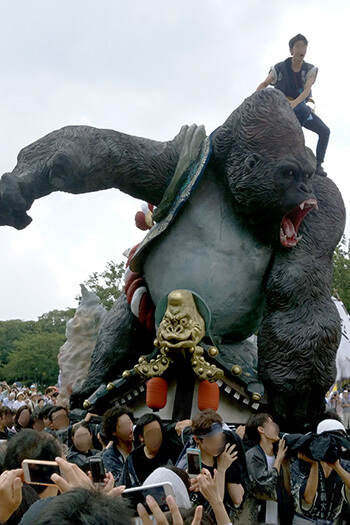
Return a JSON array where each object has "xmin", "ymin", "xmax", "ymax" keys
[
  {"xmin": 88, "ymin": 456, "xmax": 106, "ymax": 483},
  {"xmin": 186, "ymin": 448, "xmax": 202, "ymax": 478},
  {"xmin": 121, "ymin": 482, "xmax": 175, "ymax": 517},
  {"xmin": 22, "ymin": 460, "xmax": 61, "ymax": 486}
]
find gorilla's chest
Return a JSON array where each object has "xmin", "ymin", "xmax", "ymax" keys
[{"xmin": 143, "ymin": 168, "xmax": 273, "ymax": 341}]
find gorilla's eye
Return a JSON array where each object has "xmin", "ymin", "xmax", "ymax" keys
[
  {"xmin": 306, "ymin": 172, "xmax": 313, "ymax": 179},
  {"xmin": 283, "ymin": 169, "xmax": 296, "ymax": 178}
]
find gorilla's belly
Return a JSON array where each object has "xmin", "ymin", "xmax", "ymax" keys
[{"xmin": 143, "ymin": 167, "xmax": 273, "ymax": 341}]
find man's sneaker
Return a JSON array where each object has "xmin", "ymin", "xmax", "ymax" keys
[{"xmin": 315, "ymin": 164, "xmax": 327, "ymax": 177}]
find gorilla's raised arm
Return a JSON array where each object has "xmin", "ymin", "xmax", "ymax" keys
[{"xmin": 0, "ymin": 124, "xmax": 183, "ymax": 229}]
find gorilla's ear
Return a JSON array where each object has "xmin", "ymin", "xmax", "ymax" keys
[{"xmin": 244, "ymin": 154, "xmax": 261, "ymax": 173}]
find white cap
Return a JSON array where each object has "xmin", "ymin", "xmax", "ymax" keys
[{"xmin": 316, "ymin": 419, "xmax": 346, "ymax": 435}]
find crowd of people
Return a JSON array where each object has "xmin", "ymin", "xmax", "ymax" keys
[{"xmin": 0, "ymin": 379, "xmax": 350, "ymax": 524}]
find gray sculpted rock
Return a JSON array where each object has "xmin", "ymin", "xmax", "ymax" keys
[
  {"xmin": 0, "ymin": 89, "xmax": 345, "ymax": 429},
  {"xmin": 57, "ymin": 284, "xmax": 107, "ymax": 406}
]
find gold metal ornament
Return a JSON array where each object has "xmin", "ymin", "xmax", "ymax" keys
[{"xmin": 251, "ymin": 392, "xmax": 262, "ymax": 402}]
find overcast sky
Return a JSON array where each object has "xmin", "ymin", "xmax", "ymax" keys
[{"xmin": 0, "ymin": 0, "xmax": 349, "ymax": 320}]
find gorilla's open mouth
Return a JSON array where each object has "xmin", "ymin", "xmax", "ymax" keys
[{"xmin": 280, "ymin": 199, "xmax": 318, "ymax": 247}]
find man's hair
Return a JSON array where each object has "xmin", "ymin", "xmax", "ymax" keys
[
  {"xmin": 245, "ymin": 413, "xmax": 273, "ymax": 444},
  {"xmin": 48, "ymin": 406, "xmax": 68, "ymax": 422},
  {"xmin": 71, "ymin": 421, "xmax": 92, "ymax": 438},
  {"xmin": 0, "ymin": 406, "xmax": 12, "ymax": 418},
  {"xmin": 40, "ymin": 405, "xmax": 54, "ymax": 419},
  {"xmin": 102, "ymin": 406, "xmax": 134, "ymax": 442},
  {"xmin": 289, "ymin": 33, "xmax": 308, "ymax": 51},
  {"xmin": 31, "ymin": 487, "xmax": 133, "ymax": 525},
  {"xmin": 190, "ymin": 409, "xmax": 223, "ymax": 437},
  {"xmin": 4, "ymin": 429, "xmax": 62, "ymax": 495},
  {"xmin": 134, "ymin": 413, "xmax": 163, "ymax": 447},
  {"xmin": 318, "ymin": 410, "xmax": 343, "ymax": 424}
]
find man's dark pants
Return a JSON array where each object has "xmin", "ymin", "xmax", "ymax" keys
[{"xmin": 294, "ymin": 102, "xmax": 330, "ymax": 165}]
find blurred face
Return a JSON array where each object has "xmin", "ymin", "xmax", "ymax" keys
[
  {"xmin": 260, "ymin": 417, "xmax": 280, "ymax": 442},
  {"xmin": 5, "ymin": 412, "xmax": 13, "ymax": 427},
  {"xmin": 114, "ymin": 414, "xmax": 133, "ymax": 443},
  {"xmin": 142, "ymin": 421, "xmax": 163, "ymax": 452},
  {"xmin": 73, "ymin": 426, "xmax": 93, "ymax": 453},
  {"xmin": 291, "ymin": 40, "xmax": 307, "ymax": 61},
  {"xmin": 18, "ymin": 409, "xmax": 30, "ymax": 428},
  {"xmin": 196, "ymin": 430, "xmax": 226, "ymax": 458},
  {"xmin": 51, "ymin": 409, "xmax": 69, "ymax": 430},
  {"xmin": 33, "ymin": 418, "xmax": 45, "ymax": 432},
  {"xmin": 43, "ymin": 416, "xmax": 52, "ymax": 429}
]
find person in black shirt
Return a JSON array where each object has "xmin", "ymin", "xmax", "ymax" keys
[
  {"xmin": 67, "ymin": 422, "xmax": 102, "ymax": 473},
  {"xmin": 257, "ymin": 33, "xmax": 330, "ymax": 177},
  {"xmin": 120, "ymin": 413, "xmax": 190, "ymax": 487}
]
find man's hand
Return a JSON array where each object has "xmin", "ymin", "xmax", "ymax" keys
[
  {"xmin": 297, "ymin": 452, "xmax": 317, "ymax": 465},
  {"xmin": 289, "ymin": 99, "xmax": 298, "ymax": 110},
  {"xmin": 276, "ymin": 439, "xmax": 288, "ymax": 463},
  {"xmin": 235, "ymin": 425, "xmax": 245, "ymax": 440},
  {"xmin": 0, "ymin": 468, "xmax": 23, "ymax": 523},
  {"xmin": 196, "ymin": 468, "xmax": 221, "ymax": 505},
  {"xmin": 175, "ymin": 419, "xmax": 192, "ymax": 436},
  {"xmin": 137, "ymin": 494, "xmax": 203, "ymax": 525},
  {"xmin": 51, "ymin": 457, "xmax": 93, "ymax": 493},
  {"xmin": 217, "ymin": 442, "xmax": 238, "ymax": 472}
]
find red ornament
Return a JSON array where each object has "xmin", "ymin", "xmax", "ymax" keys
[
  {"xmin": 146, "ymin": 377, "xmax": 168, "ymax": 410},
  {"xmin": 198, "ymin": 380, "xmax": 219, "ymax": 411}
]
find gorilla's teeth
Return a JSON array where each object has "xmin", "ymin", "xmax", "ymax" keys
[
  {"xmin": 281, "ymin": 234, "xmax": 287, "ymax": 242},
  {"xmin": 300, "ymin": 202, "xmax": 305, "ymax": 210},
  {"xmin": 296, "ymin": 234, "xmax": 303, "ymax": 242}
]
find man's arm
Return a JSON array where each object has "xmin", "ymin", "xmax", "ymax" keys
[
  {"xmin": 256, "ymin": 72, "xmax": 275, "ymax": 91},
  {"xmin": 227, "ymin": 482, "xmax": 244, "ymax": 507},
  {"xmin": 330, "ymin": 460, "xmax": 350, "ymax": 491},
  {"xmin": 297, "ymin": 454, "xmax": 319, "ymax": 506},
  {"xmin": 289, "ymin": 73, "xmax": 316, "ymax": 109}
]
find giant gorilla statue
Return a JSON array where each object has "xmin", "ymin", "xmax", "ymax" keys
[{"xmin": 0, "ymin": 89, "xmax": 345, "ymax": 430}]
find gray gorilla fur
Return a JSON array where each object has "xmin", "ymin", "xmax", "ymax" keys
[{"xmin": 0, "ymin": 89, "xmax": 345, "ymax": 430}]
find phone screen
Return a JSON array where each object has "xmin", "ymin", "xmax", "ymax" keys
[
  {"xmin": 88, "ymin": 457, "xmax": 105, "ymax": 482},
  {"xmin": 121, "ymin": 485, "xmax": 170, "ymax": 516},
  {"xmin": 25, "ymin": 462, "xmax": 60, "ymax": 486},
  {"xmin": 187, "ymin": 450, "xmax": 201, "ymax": 475}
]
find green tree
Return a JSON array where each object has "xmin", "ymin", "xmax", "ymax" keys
[
  {"xmin": 76, "ymin": 260, "xmax": 126, "ymax": 310},
  {"xmin": 37, "ymin": 308, "xmax": 76, "ymax": 333},
  {"xmin": 333, "ymin": 236, "xmax": 350, "ymax": 312},
  {"xmin": 0, "ymin": 319, "xmax": 38, "ymax": 365},
  {"xmin": 0, "ymin": 332, "xmax": 64, "ymax": 387}
]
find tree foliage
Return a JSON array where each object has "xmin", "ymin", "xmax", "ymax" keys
[
  {"xmin": 0, "ymin": 308, "xmax": 74, "ymax": 387},
  {"xmin": 333, "ymin": 236, "xmax": 350, "ymax": 313},
  {"xmin": 75, "ymin": 260, "xmax": 125, "ymax": 310},
  {"xmin": 0, "ymin": 332, "xmax": 65, "ymax": 386},
  {"xmin": 0, "ymin": 260, "xmax": 126, "ymax": 386}
]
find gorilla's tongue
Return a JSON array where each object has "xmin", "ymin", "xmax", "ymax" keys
[
  {"xmin": 281, "ymin": 217, "xmax": 297, "ymax": 246},
  {"xmin": 280, "ymin": 198, "xmax": 318, "ymax": 248}
]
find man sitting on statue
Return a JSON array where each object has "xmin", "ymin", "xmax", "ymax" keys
[{"xmin": 256, "ymin": 33, "xmax": 330, "ymax": 177}]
